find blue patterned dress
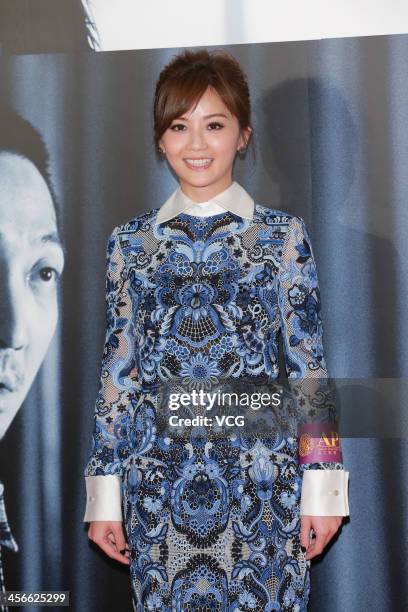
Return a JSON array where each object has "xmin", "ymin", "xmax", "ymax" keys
[{"xmin": 84, "ymin": 204, "xmax": 342, "ymax": 611}]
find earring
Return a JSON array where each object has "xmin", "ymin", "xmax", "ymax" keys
[
  {"xmin": 238, "ymin": 147, "xmax": 247, "ymax": 157},
  {"xmin": 158, "ymin": 146, "xmax": 165, "ymax": 155}
]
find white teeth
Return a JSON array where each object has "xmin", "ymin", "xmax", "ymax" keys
[{"xmin": 185, "ymin": 158, "xmax": 212, "ymax": 166}]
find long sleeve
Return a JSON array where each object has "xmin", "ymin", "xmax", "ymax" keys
[
  {"xmin": 83, "ymin": 226, "xmax": 138, "ymax": 522},
  {"xmin": 277, "ymin": 215, "xmax": 349, "ymax": 516}
]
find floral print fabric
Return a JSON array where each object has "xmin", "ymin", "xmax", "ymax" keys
[{"xmin": 84, "ymin": 205, "xmax": 343, "ymax": 611}]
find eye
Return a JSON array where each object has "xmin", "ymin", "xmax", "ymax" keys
[
  {"xmin": 207, "ymin": 122, "xmax": 224, "ymax": 130},
  {"xmin": 31, "ymin": 262, "xmax": 62, "ymax": 289},
  {"xmin": 38, "ymin": 266, "xmax": 61, "ymax": 283},
  {"xmin": 170, "ymin": 123, "xmax": 186, "ymax": 131}
]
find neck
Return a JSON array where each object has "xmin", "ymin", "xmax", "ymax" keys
[{"xmin": 179, "ymin": 178, "xmax": 233, "ymax": 203}]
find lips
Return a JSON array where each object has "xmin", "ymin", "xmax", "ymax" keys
[
  {"xmin": 0, "ymin": 354, "xmax": 23, "ymax": 393},
  {"xmin": 0, "ymin": 374, "xmax": 17, "ymax": 392},
  {"xmin": 184, "ymin": 158, "xmax": 213, "ymax": 171}
]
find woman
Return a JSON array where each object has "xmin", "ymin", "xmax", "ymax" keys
[{"xmin": 83, "ymin": 49, "xmax": 349, "ymax": 611}]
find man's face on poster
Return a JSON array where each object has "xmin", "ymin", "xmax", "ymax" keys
[{"xmin": 0, "ymin": 152, "xmax": 65, "ymax": 439}]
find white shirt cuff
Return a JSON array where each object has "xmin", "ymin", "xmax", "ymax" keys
[
  {"xmin": 300, "ymin": 469, "xmax": 350, "ymax": 516},
  {"xmin": 83, "ymin": 475, "xmax": 123, "ymax": 522}
]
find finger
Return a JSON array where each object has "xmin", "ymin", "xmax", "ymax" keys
[
  {"xmin": 107, "ymin": 525, "xmax": 130, "ymax": 563},
  {"xmin": 323, "ymin": 529, "xmax": 336, "ymax": 548},
  {"xmin": 106, "ymin": 533, "xmax": 130, "ymax": 558},
  {"xmin": 96, "ymin": 536, "xmax": 130, "ymax": 565},
  {"xmin": 306, "ymin": 529, "xmax": 327, "ymax": 560},
  {"xmin": 107, "ymin": 539, "xmax": 130, "ymax": 559},
  {"xmin": 107, "ymin": 533, "xmax": 129, "ymax": 548},
  {"xmin": 90, "ymin": 524, "xmax": 130, "ymax": 565},
  {"xmin": 300, "ymin": 516, "xmax": 312, "ymax": 550},
  {"xmin": 115, "ymin": 541, "xmax": 130, "ymax": 551},
  {"xmin": 323, "ymin": 519, "xmax": 342, "ymax": 547},
  {"xmin": 109, "ymin": 524, "xmax": 128, "ymax": 553}
]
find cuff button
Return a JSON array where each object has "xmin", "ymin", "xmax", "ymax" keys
[
  {"xmin": 88, "ymin": 496, "xmax": 95, "ymax": 502},
  {"xmin": 331, "ymin": 489, "xmax": 339, "ymax": 496}
]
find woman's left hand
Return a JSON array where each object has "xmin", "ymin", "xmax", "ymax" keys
[{"xmin": 300, "ymin": 516, "xmax": 343, "ymax": 560}]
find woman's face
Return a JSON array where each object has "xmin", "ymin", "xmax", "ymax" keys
[{"xmin": 159, "ymin": 86, "xmax": 251, "ymax": 201}]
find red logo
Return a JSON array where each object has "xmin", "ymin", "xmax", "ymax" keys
[{"xmin": 298, "ymin": 423, "xmax": 343, "ymax": 464}]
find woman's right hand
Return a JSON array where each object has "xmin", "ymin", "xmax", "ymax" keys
[{"xmin": 87, "ymin": 521, "xmax": 130, "ymax": 565}]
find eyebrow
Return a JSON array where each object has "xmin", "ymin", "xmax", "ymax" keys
[
  {"xmin": 177, "ymin": 113, "xmax": 229, "ymax": 121},
  {"xmin": 39, "ymin": 231, "xmax": 62, "ymax": 246},
  {"xmin": 0, "ymin": 229, "xmax": 63, "ymax": 247},
  {"xmin": 0, "ymin": 229, "xmax": 66, "ymax": 260},
  {"xmin": 26, "ymin": 230, "xmax": 63, "ymax": 247}
]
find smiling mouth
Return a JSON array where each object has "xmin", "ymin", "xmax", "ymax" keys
[
  {"xmin": 184, "ymin": 158, "xmax": 213, "ymax": 170},
  {"xmin": 0, "ymin": 383, "xmax": 12, "ymax": 395}
]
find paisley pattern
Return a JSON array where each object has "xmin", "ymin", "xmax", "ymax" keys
[{"xmin": 84, "ymin": 205, "xmax": 343, "ymax": 611}]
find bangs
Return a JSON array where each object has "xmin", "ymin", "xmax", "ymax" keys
[
  {"xmin": 157, "ymin": 75, "xmax": 212, "ymax": 132},
  {"xmin": 156, "ymin": 76, "xmax": 238, "ymax": 133}
]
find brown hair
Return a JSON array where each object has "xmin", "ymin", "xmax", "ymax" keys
[{"xmin": 153, "ymin": 48, "xmax": 252, "ymax": 151}]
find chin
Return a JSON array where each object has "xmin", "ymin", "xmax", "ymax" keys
[
  {"xmin": 0, "ymin": 403, "xmax": 21, "ymax": 440},
  {"xmin": 183, "ymin": 172, "xmax": 219, "ymax": 186}
]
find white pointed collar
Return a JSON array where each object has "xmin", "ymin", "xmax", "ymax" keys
[{"xmin": 155, "ymin": 181, "xmax": 254, "ymax": 224}]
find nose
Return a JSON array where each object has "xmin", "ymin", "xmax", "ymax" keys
[
  {"xmin": 186, "ymin": 125, "xmax": 208, "ymax": 151},
  {"xmin": 0, "ymin": 272, "xmax": 28, "ymax": 350}
]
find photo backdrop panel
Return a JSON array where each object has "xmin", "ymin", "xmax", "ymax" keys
[{"xmin": 0, "ymin": 34, "xmax": 407, "ymax": 610}]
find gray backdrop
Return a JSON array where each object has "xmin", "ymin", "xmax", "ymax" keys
[{"xmin": 0, "ymin": 33, "xmax": 407, "ymax": 611}]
